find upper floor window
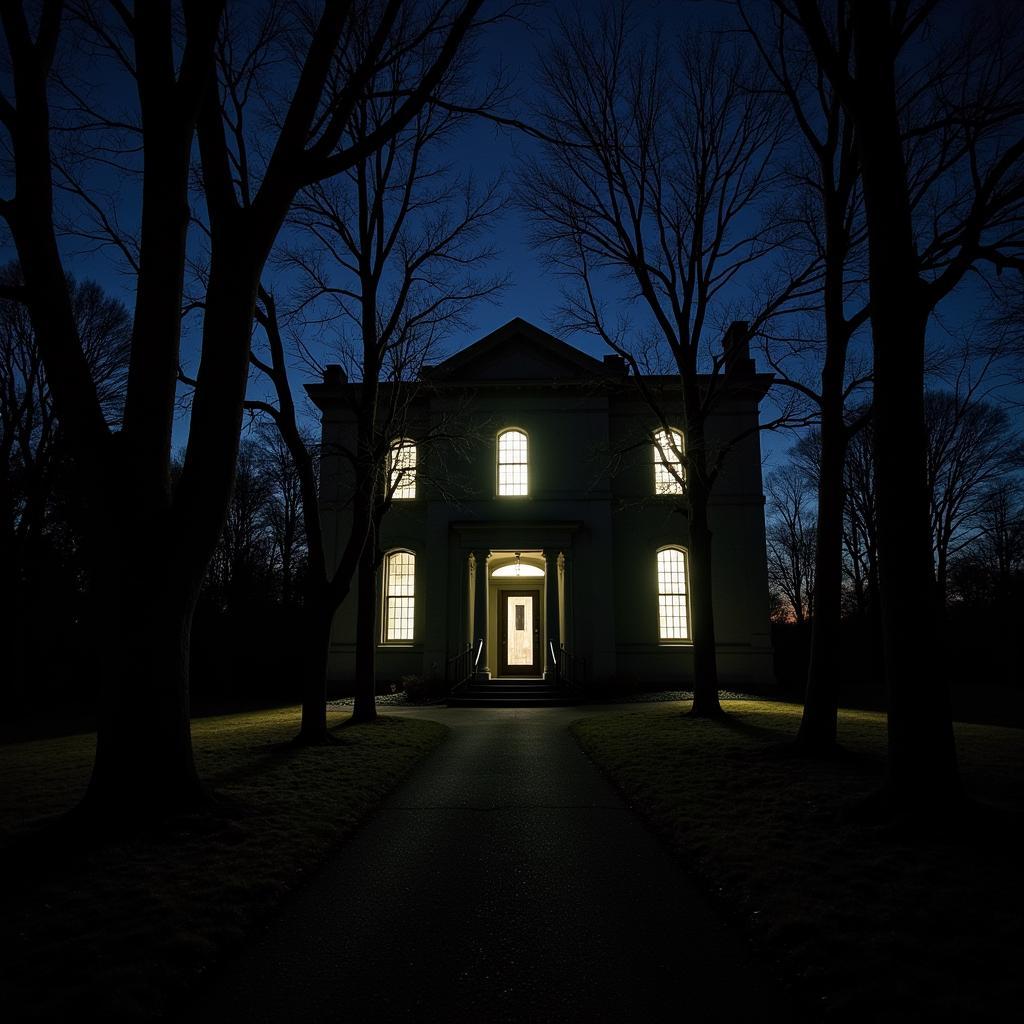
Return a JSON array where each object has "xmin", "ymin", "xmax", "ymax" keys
[
  {"xmin": 653, "ymin": 428, "xmax": 685, "ymax": 495},
  {"xmin": 497, "ymin": 428, "xmax": 528, "ymax": 496},
  {"xmin": 657, "ymin": 546, "xmax": 690, "ymax": 641},
  {"xmin": 383, "ymin": 549, "xmax": 416, "ymax": 642},
  {"xmin": 387, "ymin": 439, "xmax": 417, "ymax": 499}
]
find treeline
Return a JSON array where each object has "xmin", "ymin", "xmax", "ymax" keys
[
  {"xmin": 0, "ymin": 271, "xmax": 317, "ymax": 714},
  {"xmin": 767, "ymin": 391, "xmax": 1024, "ymax": 704}
]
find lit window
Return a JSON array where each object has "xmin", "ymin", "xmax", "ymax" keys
[
  {"xmin": 653, "ymin": 428, "xmax": 685, "ymax": 495},
  {"xmin": 383, "ymin": 550, "xmax": 415, "ymax": 641},
  {"xmin": 657, "ymin": 547, "xmax": 689, "ymax": 641},
  {"xmin": 497, "ymin": 429, "xmax": 528, "ymax": 496},
  {"xmin": 387, "ymin": 438, "xmax": 416, "ymax": 499},
  {"xmin": 491, "ymin": 563, "xmax": 544, "ymax": 578}
]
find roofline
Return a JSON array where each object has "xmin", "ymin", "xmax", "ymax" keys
[
  {"xmin": 422, "ymin": 316, "xmax": 610, "ymax": 380},
  {"xmin": 304, "ymin": 371, "xmax": 773, "ymax": 411}
]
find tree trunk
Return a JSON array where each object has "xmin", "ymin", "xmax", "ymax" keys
[
  {"xmin": 687, "ymin": 459, "xmax": 722, "ymax": 716},
  {"xmin": 83, "ymin": 544, "xmax": 206, "ymax": 816},
  {"xmin": 350, "ymin": 535, "xmax": 379, "ymax": 724},
  {"xmin": 797, "ymin": 400, "xmax": 846, "ymax": 752},
  {"xmin": 297, "ymin": 594, "xmax": 334, "ymax": 743},
  {"xmin": 853, "ymin": 2, "xmax": 961, "ymax": 812}
]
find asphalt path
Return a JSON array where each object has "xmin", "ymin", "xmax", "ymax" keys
[{"xmin": 185, "ymin": 706, "xmax": 790, "ymax": 1022}]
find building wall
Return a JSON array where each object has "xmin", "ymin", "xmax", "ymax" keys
[{"xmin": 319, "ymin": 378, "xmax": 772, "ymax": 689}]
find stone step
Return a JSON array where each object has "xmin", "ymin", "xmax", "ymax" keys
[{"xmin": 447, "ymin": 695, "xmax": 579, "ymax": 708}]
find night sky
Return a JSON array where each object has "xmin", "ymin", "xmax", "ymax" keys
[{"xmin": 1, "ymin": 0, "xmax": 1015, "ymax": 472}]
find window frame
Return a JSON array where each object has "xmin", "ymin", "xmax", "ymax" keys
[
  {"xmin": 387, "ymin": 437, "xmax": 417, "ymax": 500},
  {"xmin": 656, "ymin": 545, "xmax": 691, "ymax": 643},
  {"xmin": 496, "ymin": 427, "xmax": 530, "ymax": 497},
  {"xmin": 652, "ymin": 427, "xmax": 686, "ymax": 496},
  {"xmin": 381, "ymin": 548, "xmax": 416, "ymax": 644}
]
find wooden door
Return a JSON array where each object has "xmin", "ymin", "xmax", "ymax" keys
[{"xmin": 499, "ymin": 591, "xmax": 540, "ymax": 675}]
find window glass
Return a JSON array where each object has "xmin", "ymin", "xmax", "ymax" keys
[
  {"xmin": 498, "ymin": 429, "xmax": 528, "ymax": 496},
  {"xmin": 653, "ymin": 428, "xmax": 685, "ymax": 495},
  {"xmin": 388, "ymin": 439, "xmax": 416, "ymax": 499},
  {"xmin": 384, "ymin": 550, "xmax": 415, "ymax": 641},
  {"xmin": 657, "ymin": 547, "xmax": 689, "ymax": 640},
  {"xmin": 491, "ymin": 563, "xmax": 544, "ymax": 578}
]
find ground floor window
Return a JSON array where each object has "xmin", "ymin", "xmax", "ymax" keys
[
  {"xmin": 383, "ymin": 549, "xmax": 416, "ymax": 641},
  {"xmin": 657, "ymin": 546, "xmax": 689, "ymax": 641}
]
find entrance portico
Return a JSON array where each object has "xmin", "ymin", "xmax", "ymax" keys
[{"xmin": 456, "ymin": 523, "xmax": 578, "ymax": 683}]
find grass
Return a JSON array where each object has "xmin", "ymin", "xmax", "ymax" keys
[
  {"xmin": 0, "ymin": 707, "xmax": 447, "ymax": 1021},
  {"xmin": 571, "ymin": 701, "xmax": 1024, "ymax": 1021}
]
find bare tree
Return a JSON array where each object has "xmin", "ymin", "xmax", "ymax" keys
[
  {"xmin": 245, "ymin": 68, "xmax": 505, "ymax": 734},
  {"xmin": 521, "ymin": 3, "xmax": 811, "ymax": 716},
  {"xmin": 948, "ymin": 480, "xmax": 1024, "ymax": 606},
  {"xmin": 765, "ymin": 463, "xmax": 817, "ymax": 624},
  {"xmin": 254, "ymin": 419, "xmax": 309, "ymax": 607},
  {"xmin": 924, "ymin": 390, "xmax": 1022, "ymax": 603},
  {"xmin": 777, "ymin": 0, "xmax": 1024, "ymax": 816},
  {"xmin": 0, "ymin": 265, "xmax": 131, "ymax": 696},
  {"xmin": 0, "ymin": 0, "xmax": 495, "ymax": 820},
  {"xmin": 739, "ymin": 0, "xmax": 873, "ymax": 753}
]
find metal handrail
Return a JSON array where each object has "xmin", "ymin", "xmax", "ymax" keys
[{"xmin": 445, "ymin": 642, "xmax": 474, "ymax": 694}]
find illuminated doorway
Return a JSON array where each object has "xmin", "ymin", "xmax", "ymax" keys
[{"xmin": 499, "ymin": 590, "xmax": 541, "ymax": 676}]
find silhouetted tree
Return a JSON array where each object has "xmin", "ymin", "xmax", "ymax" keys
[
  {"xmin": 739, "ymin": 0, "xmax": 872, "ymax": 753},
  {"xmin": 248, "ymin": 73, "xmax": 504, "ymax": 731},
  {"xmin": 0, "ymin": 0, "xmax": 496, "ymax": 819},
  {"xmin": 779, "ymin": 0, "xmax": 1024, "ymax": 816},
  {"xmin": 765, "ymin": 463, "xmax": 817, "ymax": 624},
  {"xmin": 523, "ymin": 2, "xmax": 810, "ymax": 716},
  {"xmin": 925, "ymin": 391, "xmax": 1023, "ymax": 603},
  {"xmin": 948, "ymin": 481, "xmax": 1024, "ymax": 606},
  {"xmin": 254, "ymin": 420, "xmax": 309, "ymax": 607},
  {"xmin": 205, "ymin": 438, "xmax": 277, "ymax": 609},
  {"xmin": 0, "ymin": 266, "xmax": 131, "ymax": 700}
]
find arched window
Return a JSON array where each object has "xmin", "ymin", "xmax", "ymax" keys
[
  {"xmin": 657, "ymin": 547, "xmax": 690, "ymax": 641},
  {"xmin": 383, "ymin": 550, "xmax": 416, "ymax": 642},
  {"xmin": 653, "ymin": 428, "xmax": 685, "ymax": 495},
  {"xmin": 497, "ymin": 428, "xmax": 529, "ymax": 496},
  {"xmin": 387, "ymin": 438, "xmax": 417, "ymax": 499}
]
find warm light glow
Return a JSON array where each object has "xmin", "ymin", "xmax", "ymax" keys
[
  {"xmin": 657, "ymin": 547, "xmax": 689, "ymax": 640},
  {"xmin": 491, "ymin": 563, "xmax": 544, "ymax": 578},
  {"xmin": 497, "ymin": 429, "xmax": 528, "ymax": 495},
  {"xmin": 383, "ymin": 550, "xmax": 415, "ymax": 641},
  {"xmin": 388, "ymin": 439, "xmax": 417, "ymax": 499},
  {"xmin": 653, "ymin": 428, "xmax": 685, "ymax": 495}
]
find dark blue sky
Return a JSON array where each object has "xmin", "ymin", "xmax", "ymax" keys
[{"xmin": 3, "ymin": 0, "xmax": 1016, "ymax": 476}]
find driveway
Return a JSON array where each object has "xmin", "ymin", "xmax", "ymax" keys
[{"xmin": 185, "ymin": 705, "xmax": 789, "ymax": 1022}]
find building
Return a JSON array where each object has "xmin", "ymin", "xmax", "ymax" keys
[{"xmin": 308, "ymin": 317, "xmax": 773, "ymax": 693}]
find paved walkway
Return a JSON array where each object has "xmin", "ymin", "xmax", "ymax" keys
[{"xmin": 186, "ymin": 706, "xmax": 788, "ymax": 1022}]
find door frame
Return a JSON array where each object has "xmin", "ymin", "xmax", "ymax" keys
[{"xmin": 498, "ymin": 589, "xmax": 541, "ymax": 676}]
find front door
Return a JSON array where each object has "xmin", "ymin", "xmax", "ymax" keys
[{"xmin": 499, "ymin": 591, "xmax": 541, "ymax": 676}]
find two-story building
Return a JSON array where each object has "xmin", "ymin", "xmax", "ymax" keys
[{"xmin": 308, "ymin": 317, "xmax": 773, "ymax": 693}]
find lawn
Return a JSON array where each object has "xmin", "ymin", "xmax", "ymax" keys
[
  {"xmin": 0, "ymin": 707, "xmax": 447, "ymax": 1020},
  {"xmin": 572, "ymin": 701, "xmax": 1024, "ymax": 1021}
]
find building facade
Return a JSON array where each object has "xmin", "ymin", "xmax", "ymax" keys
[{"xmin": 309, "ymin": 318, "xmax": 773, "ymax": 691}]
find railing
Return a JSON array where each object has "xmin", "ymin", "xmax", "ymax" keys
[
  {"xmin": 445, "ymin": 642, "xmax": 474, "ymax": 693},
  {"xmin": 557, "ymin": 643, "xmax": 586, "ymax": 695}
]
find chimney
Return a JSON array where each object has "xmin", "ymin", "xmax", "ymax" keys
[
  {"xmin": 323, "ymin": 363, "xmax": 347, "ymax": 386},
  {"xmin": 603, "ymin": 354, "xmax": 629, "ymax": 376},
  {"xmin": 721, "ymin": 321, "xmax": 754, "ymax": 375}
]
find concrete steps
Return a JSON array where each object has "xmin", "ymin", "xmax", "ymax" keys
[{"xmin": 448, "ymin": 679, "xmax": 579, "ymax": 707}]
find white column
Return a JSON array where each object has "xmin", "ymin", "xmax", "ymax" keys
[
  {"xmin": 544, "ymin": 548, "xmax": 560, "ymax": 680},
  {"xmin": 473, "ymin": 548, "xmax": 489, "ymax": 679}
]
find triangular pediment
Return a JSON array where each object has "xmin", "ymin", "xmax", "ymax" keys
[{"xmin": 425, "ymin": 318, "xmax": 608, "ymax": 382}]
